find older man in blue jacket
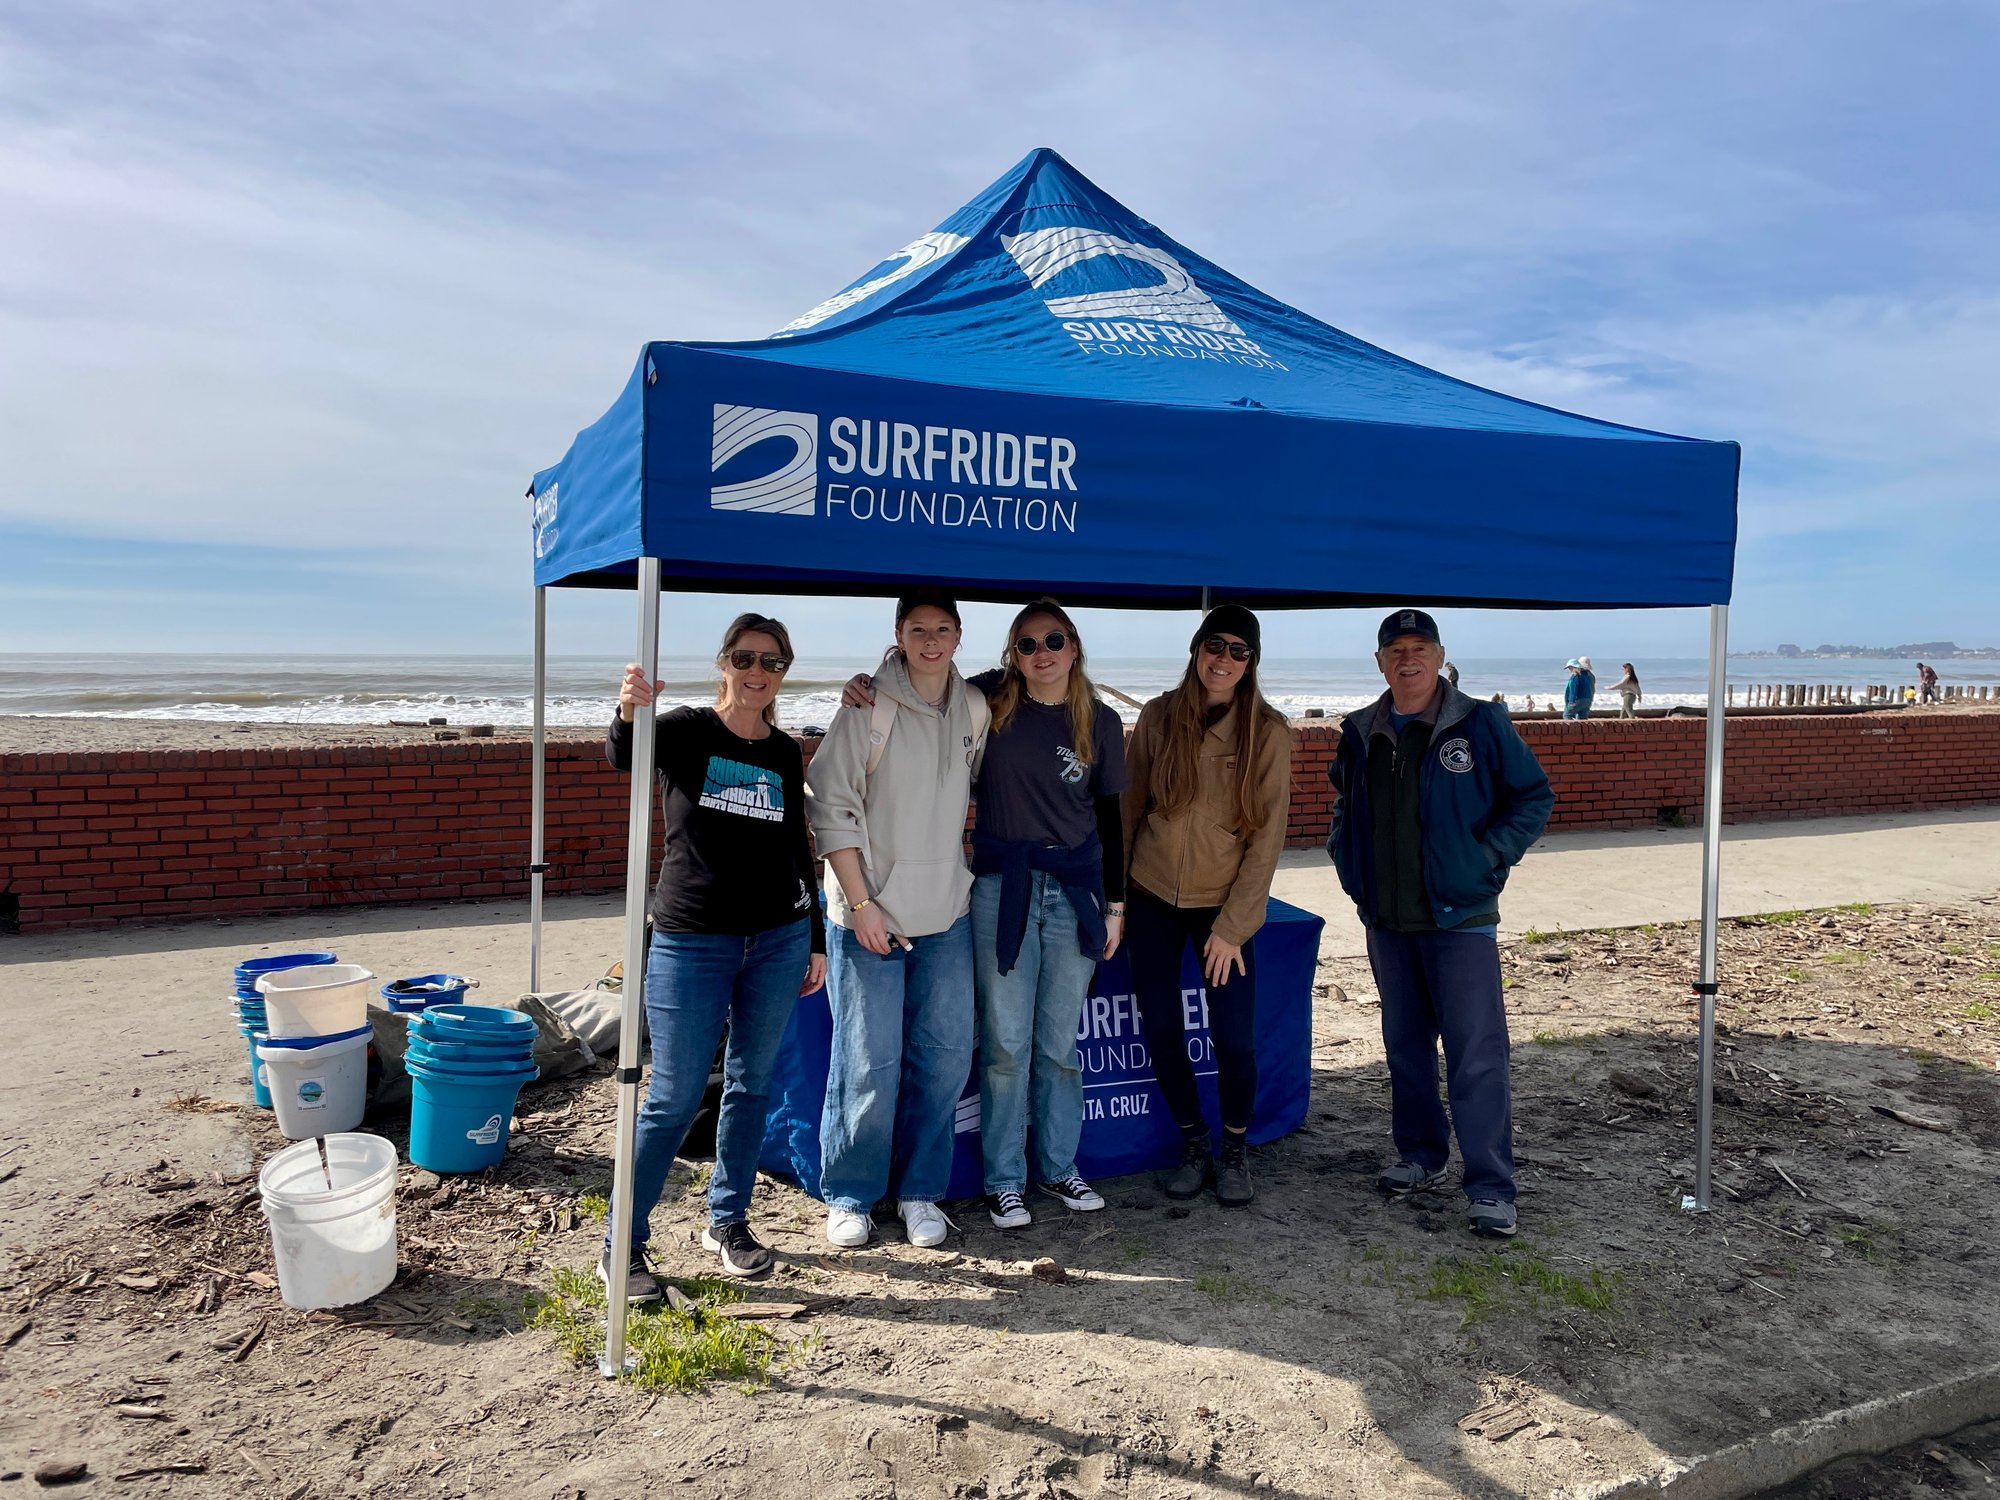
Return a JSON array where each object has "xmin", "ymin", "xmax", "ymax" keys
[{"xmin": 1328, "ymin": 609, "xmax": 1554, "ymax": 1236}]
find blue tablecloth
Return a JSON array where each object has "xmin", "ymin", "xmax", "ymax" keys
[{"xmin": 760, "ymin": 896, "xmax": 1322, "ymax": 1199}]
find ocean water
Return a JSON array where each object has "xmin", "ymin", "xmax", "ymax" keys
[{"xmin": 3, "ymin": 653, "xmax": 1984, "ymax": 728}]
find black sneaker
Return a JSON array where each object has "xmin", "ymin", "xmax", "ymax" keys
[
  {"xmin": 1037, "ymin": 1176, "xmax": 1106, "ymax": 1212},
  {"xmin": 596, "ymin": 1244, "xmax": 661, "ymax": 1304},
  {"xmin": 1162, "ymin": 1135, "xmax": 1210, "ymax": 1200},
  {"xmin": 701, "ymin": 1220, "xmax": 774, "ymax": 1278},
  {"xmin": 986, "ymin": 1190, "xmax": 1032, "ymax": 1230},
  {"xmin": 1215, "ymin": 1137, "xmax": 1254, "ymax": 1210}
]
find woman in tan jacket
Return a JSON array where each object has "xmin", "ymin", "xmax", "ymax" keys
[{"xmin": 1121, "ymin": 605, "xmax": 1291, "ymax": 1208}]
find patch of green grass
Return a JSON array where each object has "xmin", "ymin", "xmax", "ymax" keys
[
  {"xmin": 1974, "ymin": 971, "xmax": 2000, "ymax": 984},
  {"xmin": 1639, "ymin": 923, "xmax": 1660, "ymax": 938},
  {"xmin": 526, "ymin": 1264, "xmax": 775, "ymax": 1393},
  {"xmin": 1420, "ymin": 1244, "xmax": 1620, "ymax": 1328},
  {"xmin": 1964, "ymin": 1002, "xmax": 1996, "ymax": 1022},
  {"xmin": 1945, "ymin": 943, "xmax": 1970, "ymax": 957},
  {"xmin": 575, "ymin": 1192, "xmax": 609, "ymax": 1224},
  {"xmin": 1834, "ymin": 902, "xmax": 1874, "ymax": 915},
  {"xmin": 1738, "ymin": 909, "xmax": 1808, "ymax": 926},
  {"xmin": 1193, "ymin": 1270, "xmax": 1281, "ymax": 1309},
  {"xmin": 1531, "ymin": 1029, "xmax": 1598, "ymax": 1047},
  {"xmin": 1522, "ymin": 927, "xmax": 1561, "ymax": 944},
  {"xmin": 1782, "ymin": 966, "xmax": 1809, "ymax": 982},
  {"xmin": 1501, "ymin": 977, "xmax": 1516, "ymax": 991},
  {"xmin": 454, "ymin": 1293, "xmax": 514, "ymax": 1323}
]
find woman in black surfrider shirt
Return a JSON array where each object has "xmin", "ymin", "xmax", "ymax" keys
[{"xmin": 603, "ymin": 613, "xmax": 824, "ymax": 1294}]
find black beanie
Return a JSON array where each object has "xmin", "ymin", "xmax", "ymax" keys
[{"xmin": 1191, "ymin": 604, "xmax": 1261, "ymax": 656}]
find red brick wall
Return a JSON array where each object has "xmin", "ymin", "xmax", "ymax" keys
[{"xmin": 4, "ymin": 711, "xmax": 1996, "ymax": 932}]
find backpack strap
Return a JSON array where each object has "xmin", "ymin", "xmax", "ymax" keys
[
  {"xmin": 965, "ymin": 680, "xmax": 991, "ymax": 775},
  {"xmin": 864, "ymin": 691, "xmax": 899, "ymax": 777}
]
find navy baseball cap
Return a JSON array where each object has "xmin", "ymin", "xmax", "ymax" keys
[{"xmin": 1377, "ymin": 608, "xmax": 1441, "ymax": 649}]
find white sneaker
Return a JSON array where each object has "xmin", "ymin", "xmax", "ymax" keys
[
  {"xmin": 898, "ymin": 1199, "xmax": 953, "ymax": 1248},
  {"xmin": 826, "ymin": 1206, "xmax": 873, "ymax": 1248}
]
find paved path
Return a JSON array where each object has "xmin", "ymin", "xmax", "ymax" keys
[{"xmin": 1272, "ymin": 805, "xmax": 2000, "ymax": 959}]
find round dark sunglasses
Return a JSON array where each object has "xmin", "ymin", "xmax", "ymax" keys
[
  {"xmin": 1014, "ymin": 630, "xmax": 1070, "ymax": 657},
  {"xmin": 724, "ymin": 650, "xmax": 792, "ymax": 673},
  {"xmin": 1200, "ymin": 636, "xmax": 1255, "ymax": 662}
]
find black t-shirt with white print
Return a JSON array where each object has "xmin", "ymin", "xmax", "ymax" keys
[
  {"xmin": 606, "ymin": 706, "xmax": 825, "ymax": 951},
  {"xmin": 967, "ymin": 668, "xmax": 1129, "ymax": 849}
]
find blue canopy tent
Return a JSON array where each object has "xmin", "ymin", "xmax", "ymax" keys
[{"xmin": 527, "ymin": 148, "xmax": 1741, "ymax": 1372}]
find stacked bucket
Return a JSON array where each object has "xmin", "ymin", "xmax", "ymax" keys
[
  {"xmin": 406, "ymin": 1005, "xmax": 539, "ymax": 1173},
  {"xmin": 253, "ymin": 963, "xmax": 377, "ymax": 1139},
  {"xmin": 233, "ymin": 952, "xmax": 338, "ymax": 1110},
  {"xmin": 380, "ymin": 973, "xmax": 478, "ymax": 1014}
]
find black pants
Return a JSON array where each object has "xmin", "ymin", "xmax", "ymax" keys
[{"xmin": 1128, "ymin": 884, "xmax": 1259, "ymax": 1133}]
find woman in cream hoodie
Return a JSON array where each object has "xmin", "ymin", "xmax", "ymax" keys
[{"xmin": 807, "ymin": 590, "xmax": 987, "ymax": 1250}]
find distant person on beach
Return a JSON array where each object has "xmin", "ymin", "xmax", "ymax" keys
[
  {"xmin": 1122, "ymin": 606, "xmax": 1290, "ymax": 1209},
  {"xmin": 1918, "ymin": 662, "xmax": 1940, "ymax": 704},
  {"xmin": 1562, "ymin": 659, "xmax": 1595, "ymax": 720},
  {"xmin": 1326, "ymin": 608, "xmax": 1555, "ymax": 1238},
  {"xmin": 1613, "ymin": 663, "xmax": 1642, "ymax": 718},
  {"xmin": 846, "ymin": 598, "xmax": 1126, "ymax": 1232},
  {"xmin": 1443, "ymin": 662, "xmax": 1460, "ymax": 689},
  {"xmin": 605, "ymin": 613, "xmax": 825, "ymax": 1295},
  {"xmin": 806, "ymin": 590, "xmax": 988, "ymax": 1252}
]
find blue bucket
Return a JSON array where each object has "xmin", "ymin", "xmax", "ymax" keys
[
  {"xmin": 381, "ymin": 974, "xmax": 476, "ymax": 1013},
  {"xmin": 407, "ymin": 1059, "xmax": 537, "ymax": 1173},
  {"xmin": 422, "ymin": 1003, "xmax": 535, "ymax": 1033},
  {"xmin": 242, "ymin": 1031, "xmax": 273, "ymax": 1109},
  {"xmin": 407, "ymin": 1037, "xmax": 535, "ymax": 1073}
]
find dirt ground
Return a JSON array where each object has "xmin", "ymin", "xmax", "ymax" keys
[{"xmin": 3, "ymin": 896, "xmax": 1999, "ymax": 1498}]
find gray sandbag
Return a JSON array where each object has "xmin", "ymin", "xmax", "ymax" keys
[{"xmin": 535, "ymin": 987, "xmax": 641, "ymax": 1059}]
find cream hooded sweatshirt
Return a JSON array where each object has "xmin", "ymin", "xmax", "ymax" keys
[{"xmin": 805, "ymin": 653, "xmax": 982, "ymax": 939}]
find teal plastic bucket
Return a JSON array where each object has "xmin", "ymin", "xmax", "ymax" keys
[
  {"xmin": 406, "ymin": 1059, "xmax": 537, "ymax": 1173},
  {"xmin": 422, "ymin": 1004, "xmax": 536, "ymax": 1034},
  {"xmin": 407, "ymin": 1037, "xmax": 534, "ymax": 1073}
]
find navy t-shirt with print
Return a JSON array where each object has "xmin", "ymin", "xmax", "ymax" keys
[
  {"xmin": 967, "ymin": 669, "xmax": 1129, "ymax": 849},
  {"xmin": 606, "ymin": 706, "xmax": 825, "ymax": 951}
]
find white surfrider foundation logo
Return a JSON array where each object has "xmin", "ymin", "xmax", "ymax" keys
[
  {"xmin": 711, "ymin": 405, "xmax": 819, "ymax": 516},
  {"xmin": 773, "ymin": 231, "xmax": 972, "ymax": 336}
]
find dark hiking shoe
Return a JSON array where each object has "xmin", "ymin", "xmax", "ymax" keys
[
  {"xmin": 1215, "ymin": 1138, "xmax": 1255, "ymax": 1210},
  {"xmin": 1467, "ymin": 1199, "xmax": 1518, "ymax": 1238},
  {"xmin": 1162, "ymin": 1136, "xmax": 1210, "ymax": 1200},
  {"xmin": 1377, "ymin": 1160, "xmax": 1449, "ymax": 1196},
  {"xmin": 701, "ymin": 1220, "xmax": 775, "ymax": 1278}
]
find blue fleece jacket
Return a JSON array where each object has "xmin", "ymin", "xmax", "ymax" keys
[{"xmin": 1326, "ymin": 683, "xmax": 1555, "ymax": 930}]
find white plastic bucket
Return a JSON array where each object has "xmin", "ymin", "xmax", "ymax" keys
[
  {"xmin": 258, "ymin": 1133, "xmax": 398, "ymax": 1310},
  {"xmin": 258, "ymin": 1028, "xmax": 371, "ymax": 1138},
  {"xmin": 257, "ymin": 963, "xmax": 375, "ymax": 1039}
]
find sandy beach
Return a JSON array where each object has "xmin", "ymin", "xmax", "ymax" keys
[{"xmin": 3, "ymin": 821, "xmax": 1998, "ymax": 1496}]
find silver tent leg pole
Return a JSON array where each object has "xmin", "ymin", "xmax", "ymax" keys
[
  {"xmin": 1687, "ymin": 603, "xmax": 1729, "ymax": 1213},
  {"xmin": 601, "ymin": 559, "xmax": 660, "ymax": 1377},
  {"xmin": 529, "ymin": 587, "xmax": 548, "ymax": 994}
]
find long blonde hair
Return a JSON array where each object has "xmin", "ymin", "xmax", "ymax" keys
[
  {"xmin": 987, "ymin": 598, "xmax": 1102, "ymax": 767},
  {"xmin": 1147, "ymin": 648, "xmax": 1288, "ymax": 834},
  {"xmin": 714, "ymin": 612, "xmax": 796, "ymax": 727}
]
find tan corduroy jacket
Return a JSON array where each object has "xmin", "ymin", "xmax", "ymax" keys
[{"xmin": 1121, "ymin": 694, "xmax": 1292, "ymax": 947}]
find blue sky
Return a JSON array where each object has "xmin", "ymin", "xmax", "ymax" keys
[{"xmin": 3, "ymin": 2, "xmax": 1995, "ymax": 662}]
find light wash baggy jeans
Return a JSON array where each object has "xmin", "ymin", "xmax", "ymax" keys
[
  {"xmin": 608, "ymin": 919, "xmax": 810, "ymax": 1250},
  {"xmin": 819, "ymin": 913, "xmax": 975, "ymax": 1212},
  {"xmin": 970, "ymin": 871, "xmax": 1099, "ymax": 1193}
]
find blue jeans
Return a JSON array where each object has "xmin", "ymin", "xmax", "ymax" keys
[
  {"xmin": 614, "ymin": 919, "xmax": 810, "ymax": 1248},
  {"xmin": 820, "ymin": 913, "xmax": 975, "ymax": 1211},
  {"xmin": 971, "ymin": 871, "xmax": 1099, "ymax": 1193},
  {"xmin": 1365, "ymin": 926, "xmax": 1515, "ymax": 1203}
]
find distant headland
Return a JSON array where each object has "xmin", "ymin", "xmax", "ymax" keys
[{"xmin": 1738, "ymin": 642, "xmax": 2000, "ymax": 660}]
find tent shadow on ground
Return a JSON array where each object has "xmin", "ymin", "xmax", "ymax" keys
[{"xmin": 719, "ymin": 1024, "xmax": 1998, "ymax": 1498}]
